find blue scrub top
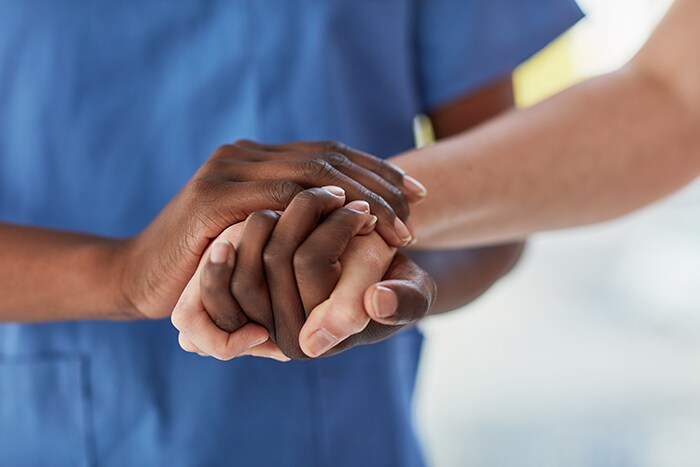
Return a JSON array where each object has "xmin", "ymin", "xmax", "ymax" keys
[{"xmin": 0, "ymin": 1, "xmax": 582, "ymax": 466}]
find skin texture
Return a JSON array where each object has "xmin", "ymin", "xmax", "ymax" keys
[
  {"xmin": 392, "ymin": 0, "xmax": 700, "ymax": 248},
  {"xmin": 179, "ymin": 0, "xmax": 700, "ymax": 360},
  {"xmin": 181, "ymin": 0, "xmax": 700, "ymax": 358},
  {"xmin": 15, "ymin": 0, "xmax": 699, "ymax": 355},
  {"xmin": 408, "ymin": 77, "xmax": 524, "ymax": 313},
  {"xmin": 176, "ymin": 78, "xmax": 522, "ymax": 360},
  {"xmin": 0, "ymin": 143, "xmax": 418, "ymax": 322},
  {"xmin": 297, "ymin": 77, "xmax": 525, "ymax": 355},
  {"xmin": 173, "ymin": 188, "xmax": 437, "ymax": 361}
]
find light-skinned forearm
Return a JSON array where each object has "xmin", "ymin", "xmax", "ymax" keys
[
  {"xmin": 392, "ymin": 0, "xmax": 700, "ymax": 248},
  {"xmin": 0, "ymin": 224, "xmax": 128, "ymax": 321}
]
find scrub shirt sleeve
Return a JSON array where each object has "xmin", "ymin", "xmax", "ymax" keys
[{"xmin": 416, "ymin": 0, "xmax": 584, "ymax": 110}]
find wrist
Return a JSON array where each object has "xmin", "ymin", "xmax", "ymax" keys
[
  {"xmin": 389, "ymin": 146, "xmax": 448, "ymax": 246},
  {"xmin": 95, "ymin": 238, "xmax": 144, "ymax": 320}
]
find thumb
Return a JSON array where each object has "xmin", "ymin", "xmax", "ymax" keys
[{"xmin": 364, "ymin": 253, "xmax": 437, "ymax": 326}]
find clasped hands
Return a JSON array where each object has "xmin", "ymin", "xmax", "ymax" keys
[{"xmin": 120, "ymin": 140, "xmax": 435, "ymax": 361}]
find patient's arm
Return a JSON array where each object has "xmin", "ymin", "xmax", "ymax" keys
[
  {"xmin": 406, "ymin": 76, "xmax": 525, "ymax": 314},
  {"xmin": 392, "ymin": 0, "xmax": 700, "ymax": 247}
]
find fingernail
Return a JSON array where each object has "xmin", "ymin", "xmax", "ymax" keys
[
  {"xmin": 365, "ymin": 215, "xmax": 378, "ymax": 229},
  {"xmin": 359, "ymin": 215, "xmax": 378, "ymax": 235},
  {"xmin": 248, "ymin": 336, "xmax": 268, "ymax": 349},
  {"xmin": 270, "ymin": 350, "xmax": 291, "ymax": 363},
  {"xmin": 306, "ymin": 328, "xmax": 338, "ymax": 357},
  {"xmin": 405, "ymin": 219, "xmax": 417, "ymax": 239},
  {"xmin": 322, "ymin": 185, "xmax": 345, "ymax": 198},
  {"xmin": 373, "ymin": 286, "xmax": 398, "ymax": 319},
  {"xmin": 394, "ymin": 218, "xmax": 412, "ymax": 245},
  {"xmin": 403, "ymin": 175, "xmax": 427, "ymax": 198},
  {"xmin": 390, "ymin": 163, "xmax": 406, "ymax": 175},
  {"xmin": 346, "ymin": 200, "xmax": 370, "ymax": 213},
  {"xmin": 210, "ymin": 241, "xmax": 230, "ymax": 264}
]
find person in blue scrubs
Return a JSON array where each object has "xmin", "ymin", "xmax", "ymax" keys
[{"xmin": 0, "ymin": 1, "xmax": 582, "ymax": 466}]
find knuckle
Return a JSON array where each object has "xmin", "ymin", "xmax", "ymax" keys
[
  {"xmin": 263, "ymin": 242, "xmax": 291, "ymax": 269},
  {"xmin": 189, "ymin": 176, "xmax": 218, "ymax": 198},
  {"xmin": 211, "ymin": 144, "xmax": 235, "ymax": 160},
  {"xmin": 266, "ymin": 180, "xmax": 303, "ymax": 206},
  {"xmin": 232, "ymin": 139, "xmax": 256, "ymax": 148},
  {"xmin": 247, "ymin": 209, "xmax": 280, "ymax": 225},
  {"xmin": 336, "ymin": 306, "xmax": 369, "ymax": 333},
  {"xmin": 188, "ymin": 177, "xmax": 231, "ymax": 209},
  {"xmin": 321, "ymin": 152, "xmax": 349, "ymax": 167},
  {"xmin": 320, "ymin": 140, "xmax": 344, "ymax": 153},
  {"xmin": 301, "ymin": 159, "xmax": 336, "ymax": 180},
  {"xmin": 197, "ymin": 156, "xmax": 238, "ymax": 179},
  {"xmin": 296, "ymin": 187, "xmax": 321, "ymax": 203}
]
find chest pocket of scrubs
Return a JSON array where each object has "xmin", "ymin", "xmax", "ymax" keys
[{"xmin": 0, "ymin": 356, "xmax": 91, "ymax": 467}]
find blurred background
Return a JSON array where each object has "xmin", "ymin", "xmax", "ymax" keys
[{"xmin": 415, "ymin": 1, "xmax": 700, "ymax": 466}]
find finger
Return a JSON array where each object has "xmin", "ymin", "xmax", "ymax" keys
[
  {"xmin": 232, "ymin": 140, "xmax": 411, "ymax": 194},
  {"xmin": 171, "ymin": 221, "xmax": 269, "ymax": 360},
  {"xmin": 232, "ymin": 160, "xmax": 412, "ymax": 247},
  {"xmin": 363, "ymin": 252, "xmax": 437, "ymax": 325},
  {"xmin": 299, "ymin": 233, "xmax": 394, "ymax": 358},
  {"xmin": 193, "ymin": 180, "xmax": 304, "ymax": 239},
  {"xmin": 324, "ymin": 143, "xmax": 407, "ymax": 193},
  {"xmin": 172, "ymin": 296, "xmax": 269, "ymax": 361},
  {"xmin": 241, "ymin": 340, "xmax": 291, "ymax": 362},
  {"xmin": 294, "ymin": 200, "xmax": 373, "ymax": 313},
  {"xmin": 200, "ymin": 240, "xmax": 249, "ymax": 333},
  {"xmin": 302, "ymin": 253, "xmax": 435, "ymax": 357},
  {"xmin": 178, "ymin": 333, "xmax": 207, "ymax": 356},
  {"xmin": 273, "ymin": 151, "xmax": 410, "ymax": 218},
  {"xmin": 325, "ymin": 254, "xmax": 436, "ymax": 355},
  {"xmin": 358, "ymin": 214, "xmax": 379, "ymax": 235},
  {"xmin": 223, "ymin": 145, "xmax": 418, "ymax": 240},
  {"xmin": 328, "ymin": 144, "xmax": 426, "ymax": 204},
  {"xmin": 230, "ymin": 210, "xmax": 280, "ymax": 334},
  {"xmin": 263, "ymin": 187, "xmax": 347, "ymax": 359},
  {"xmin": 233, "ymin": 150, "xmax": 411, "ymax": 219}
]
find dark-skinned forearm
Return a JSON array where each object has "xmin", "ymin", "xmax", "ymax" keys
[
  {"xmin": 407, "ymin": 243, "xmax": 523, "ymax": 315},
  {"xmin": 0, "ymin": 224, "xmax": 129, "ymax": 321}
]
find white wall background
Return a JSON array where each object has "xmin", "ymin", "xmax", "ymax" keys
[{"xmin": 415, "ymin": 1, "xmax": 700, "ymax": 466}]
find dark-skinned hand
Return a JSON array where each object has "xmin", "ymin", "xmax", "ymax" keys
[
  {"xmin": 116, "ymin": 140, "xmax": 423, "ymax": 321},
  {"xmin": 172, "ymin": 187, "xmax": 436, "ymax": 361}
]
